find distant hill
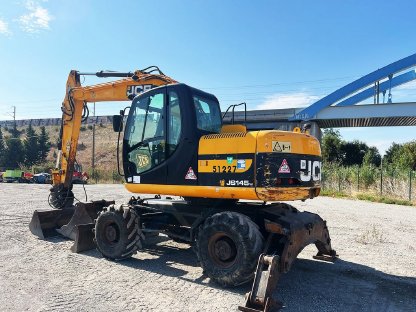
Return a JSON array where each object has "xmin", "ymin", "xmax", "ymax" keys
[
  {"xmin": 0, "ymin": 115, "xmax": 114, "ymax": 128},
  {"xmin": 1, "ymin": 118, "xmax": 119, "ymax": 176}
]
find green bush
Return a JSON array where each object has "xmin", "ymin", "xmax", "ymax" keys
[{"xmin": 360, "ymin": 165, "xmax": 377, "ymax": 189}]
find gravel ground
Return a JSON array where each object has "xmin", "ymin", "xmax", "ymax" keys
[{"xmin": 0, "ymin": 183, "xmax": 415, "ymax": 312}]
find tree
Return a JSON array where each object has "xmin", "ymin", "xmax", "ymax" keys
[
  {"xmin": 0, "ymin": 127, "xmax": 5, "ymax": 168},
  {"xmin": 38, "ymin": 126, "xmax": 50, "ymax": 162},
  {"xmin": 4, "ymin": 134, "xmax": 24, "ymax": 169},
  {"xmin": 383, "ymin": 142, "xmax": 403, "ymax": 165},
  {"xmin": 340, "ymin": 140, "xmax": 369, "ymax": 166},
  {"xmin": 24, "ymin": 122, "xmax": 39, "ymax": 166},
  {"xmin": 363, "ymin": 146, "xmax": 381, "ymax": 167},
  {"xmin": 9, "ymin": 123, "xmax": 20, "ymax": 137},
  {"xmin": 321, "ymin": 129, "xmax": 343, "ymax": 163},
  {"xmin": 398, "ymin": 141, "xmax": 416, "ymax": 170}
]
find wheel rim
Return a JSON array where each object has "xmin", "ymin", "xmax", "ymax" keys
[
  {"xmin": 103, "ymin": 221, "xmax": 120, "ymax": 245},
  {"xmin": 208, "ymin": 232, "xmax": 238, "ymax": 268}
]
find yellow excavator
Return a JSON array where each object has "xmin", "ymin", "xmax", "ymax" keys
[{"xmin": 29, "ymin": 67, "xmax": 336, "ymax": 312}]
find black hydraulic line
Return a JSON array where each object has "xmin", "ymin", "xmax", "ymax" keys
[
  {"xmin": 78, "ymin": 71, "xmax": 135, "ymax": 78},
  {"xmin": 222, "ymin": 102, "xmax": 247, "ymax": 124}
]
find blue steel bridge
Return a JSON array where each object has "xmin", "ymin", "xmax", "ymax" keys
[{"xmin": 222, "ymin": 53, "xmax": 416, "ymax": 136}]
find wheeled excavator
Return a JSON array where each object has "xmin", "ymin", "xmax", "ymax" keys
[{"xmin": 29, "ymin": 67, "xmax": 337, "ymax": 312}]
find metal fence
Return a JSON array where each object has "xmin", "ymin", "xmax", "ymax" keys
[{"xmin": 322, "ymin": 164, "xmax": 414, "ymax": 201}]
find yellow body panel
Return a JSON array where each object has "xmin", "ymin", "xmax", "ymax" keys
[
  {"xmin": 255, "ymin": 130, "xmax": 321, "ymax": 155},
  {"xmin": 124, "ymin": 183, "xmax": 316, "ymax": 201},
  {"xmin": 199, "ymin": 130, "xmax": 320, "ymax": 156},
  {"xmin": 199, "ymin": 131, "xmax": 257, "ymax": 154},
  {"xmin": 196, "ymin": 129, "xmax": 321, "ymax": 201}
]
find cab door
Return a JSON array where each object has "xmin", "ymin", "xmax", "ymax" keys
[{"xmin": 123, "ymin": 87, "xmax": 167, "ymax": 185}]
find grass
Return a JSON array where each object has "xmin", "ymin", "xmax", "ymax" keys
[
  {"xmin": 320, "ymin": 189, "xmax": 350, "ymax": 198},
  {"xmin": 355, "ymin": 224, "xmax": 385, "ymax": 245},
  {"xmin": 356, "ymin": 193, "xmax": 413, "ymax": 206},
  {"xmin": 321, "ymin": 189, "xmax": 414, "ymax": 206}
]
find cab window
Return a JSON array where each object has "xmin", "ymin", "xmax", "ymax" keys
[
  {"xmin": 193, "ymin": 95, "xmax": 221, "ymax": 133},
  {"xmin": 167, "ymin": 91, "xmax": 181, "ymax": 155},
  {"xmin": 125, "ymin": 90, "xmax": 166, "ymax": 174}
]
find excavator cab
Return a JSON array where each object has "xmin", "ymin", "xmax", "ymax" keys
[{"xmin": 120, "ymin": 83, "xmax": 222, "ymax": 186}]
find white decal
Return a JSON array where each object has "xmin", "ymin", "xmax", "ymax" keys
[
  {"xmin": 300, "ymin": 159, "xmax": 306, "ymax": 169},
  {"xmin": 300, "ymin": 160, "xmax": 321, "ymax": 182},
  {"xmin": 133, "ymin": 176, "xmax": 141, "ymax": 183},
  {"xmin": 272, "ymin": 141, "xmax": 291, "ymax": 153},
  {"xmin": 127, "ymin": 85, "xmax": 154, "ymax": 97},
  {"xmin": 225, "ymin": 180, "xmax": 252, "ymax": 186}
]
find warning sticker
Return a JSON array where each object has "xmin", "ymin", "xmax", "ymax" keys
[
  {"xmin": 278, "ymin": 159, "xmax": 291, "ymax": 173},
  {"xmin": 185, "ymin": 167, "xmax": 197, "ymax": 180},
  {"xmin": 272, "ymin": 141, "xmax": 291, "ymax": 153}
]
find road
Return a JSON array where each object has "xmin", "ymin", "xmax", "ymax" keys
[{"xmin": 0, "ymin": 184, "xmax": 415, "ymax": 311}]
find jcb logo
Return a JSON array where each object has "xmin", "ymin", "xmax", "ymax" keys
[
  {"xmin": 127, "ymin": 85, "xmax": 154, "ymax": 98},
  {"xmin": 137, "ymin": 154, "xmax": 150, "ymax": 168},
  {"xmin": 300, "ymin": 160, "xmax": 321, "ymax": 182}
]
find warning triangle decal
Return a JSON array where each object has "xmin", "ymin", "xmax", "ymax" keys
[
  {"xmin": 278, "ymin": 159, "xmax": 290, "ymax": 173},
  {"xmin": 185, "ymin": 167, "xmax": 197, "ymax": 180}
]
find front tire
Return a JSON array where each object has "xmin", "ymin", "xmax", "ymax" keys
[
  {"xmin": 196, "ymin": 211, "xmax": 264, "ymax": 287},
  {"xmin": 95, "ymin": 204, "xmax": 144, "ymax": 260}
]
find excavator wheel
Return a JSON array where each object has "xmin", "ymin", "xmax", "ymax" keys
[
  {"xmin": 196, "ymin": 211, "xmax": 264, "ymax": 287},
  {"xmin": 94, "ymin": 204, "xmax": 144, "ymax": 260}
]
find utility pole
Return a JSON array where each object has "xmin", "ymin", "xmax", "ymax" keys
[
  {"xmin": 11, "ymin": 106, "xmax": 16, "ymax": 123},
  {"xmin": 7, "ymin": 106, "xmax": 16, "ymax": 123},
  {"xmin": 92, "ymin": 103, "xmax": 96, "ymax": 183},
  {"xmin": 7, "ymin": 106, "xmax": 16, "ymax": 136}
]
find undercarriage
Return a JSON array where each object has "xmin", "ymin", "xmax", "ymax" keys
[{"xmin": 29, "ymin": 197, "xmax": 336, "ymax": 312}]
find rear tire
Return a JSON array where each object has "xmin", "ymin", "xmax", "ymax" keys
[
  {"xmin": 94, "ymin": 204, "xmax": 144, "ymax": 260},
  {"xmin": 195, "ymin": 211, "xmax": 263, "ymax": 287}
]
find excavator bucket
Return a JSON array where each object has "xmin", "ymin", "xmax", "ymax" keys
[
  {"xmin": 29, "ymin": 208, "xmax": 75, "ymax": 239},
  {"xmin": 29, "ymin": 200, "xmax": 114, "ymax": 252}
]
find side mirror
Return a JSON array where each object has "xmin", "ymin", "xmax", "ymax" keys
[{"xmin": 113, "ymin": 115, "xmax": 123, "ymax": 132}]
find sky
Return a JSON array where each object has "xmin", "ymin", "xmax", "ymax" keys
[{"xmin": 1, "ymin": 0, "xmax": 416, "ymax": 154}]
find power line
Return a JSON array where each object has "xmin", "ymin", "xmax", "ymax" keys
[{"xmin": 201, "ymin": 75, "xmax": 359, "ymax": 90}]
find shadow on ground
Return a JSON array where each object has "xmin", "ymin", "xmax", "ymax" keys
[{"xmin": 46, "ymin": 234, "xmax": 416, "ymax": 312}]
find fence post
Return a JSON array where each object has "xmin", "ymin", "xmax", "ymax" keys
[
  {"xmin": 380, "ymin": 167, "xmax": 383, "ymax": 196},
  {"xmin": 338, "ymin": 172, "xmax": 341, "ymax": 192},
  {"xmin": 357, "ymin": 166, "xmax": 360, "ymax": 191},
  {"xmin": 409, "ymin": 171, "xmax": 412, "ymax": 201}
]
